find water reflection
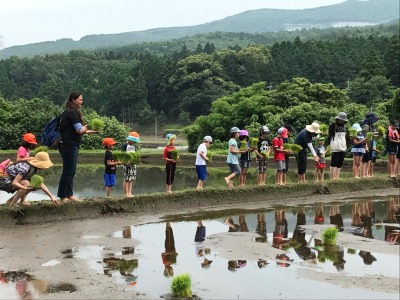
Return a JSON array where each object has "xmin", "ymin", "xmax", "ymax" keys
[{"xmin": 11, "ymin": 197, "xmax": 394, "ymax": 299}]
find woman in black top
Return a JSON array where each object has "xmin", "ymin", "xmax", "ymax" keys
[{"xmin": 57, "ymin": 92, "xmax": 97, "ymax": 201}]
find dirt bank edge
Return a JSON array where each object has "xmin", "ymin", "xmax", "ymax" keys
[{"xmin": 0, "ymin": 177, "xmax": 398, "ymax": 225}]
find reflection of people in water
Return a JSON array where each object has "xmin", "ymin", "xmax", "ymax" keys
[
  {"xmin": 0, "ymin": 271, "xmax": 48, "ymax": 300},
  {"xmin": 239, "ymin": 215, "xmax": 249, "ymax": 232},
  {"xmin": 329, "ymin": 204, "xmax": 344, "ymax": 231},
  {"xmin": 255, "ymin": 213, "xmax": 267, "ymax": 243},
  {"xmin": 351, "ymin": 202, "xmax": 374, "ymax": 239},
  {"xmin": 122, "ymin": 226, "xmax": 132, "ymax": 239},
  {"xmin": 384, "ymin": 196, "xmax": 400, "ymax": 244},
  {"xmin": 228, "ymin": 260, "xmax": 247, "ymax": 271},
  {"xmin": 194, "ymin": 220, "xmax": 213, "ymax": 268},
  {"xmin": 275, "ymin": 254, "xmax": 293, "ymax": 267},
  {"xmin": 359, "ymin": 250, "xmax": 377, "ymax": 265},
  {"xmin": 314, "ymin": 204, "xmax": 324, "ymax": 224},
  {"xmin": 224, "ymin": 217, "xmax": 240, "ymax": 232},
  {"xmin": 273, "ymin": 210, "xmax": 288, "ymax": 249},
  {"xmin": 161, "ymin": 221, "xmax": 178, "ymax": 277},
  {"xmin": 292, "ymin": 207, "xmax": 316, "ymax": 261}
]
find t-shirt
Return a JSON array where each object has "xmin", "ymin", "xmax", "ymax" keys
[
  {"xmin": 163, "ymin": 145, "xmax": 177, "ymax": 164},
  {"xmin": 6, "ymin": 162, "xmax": 36, "ymax": 180},
  {"xmin": 315, "ymin": 145, "xmax": 326, "ymax": 163},
  {"xmin": 257, "ymin": 137, "xmax": 270, "ymax": 153},
  {"xmin": 273, "ymin": 137, "xmax": 285, "ymax": 161},
  {"xmin": 294, "ymin": 128, "xmax": 313, "ymax": 149},
  {"xmin": 195, "ymin": 143, "xmax": 207, "ymax": 166},
  {"xmin": 59, "ymin": 108, "xmax": 82, "ymax": 146},
  {"xmin": 226, "ymin": 138, "xmax": 239, "ymax": 165},
  {"xmin": 17, "ymin": 146, "xmax": 30, "ymax": 159},
  {"xmin": 121, "ymin": 143, "xmax": 136, "ymax": 153},
  {"xmin": 104, "ymin": 150, "xmax": 117, "ymax": 174}
]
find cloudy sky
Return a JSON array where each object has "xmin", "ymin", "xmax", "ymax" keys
[{"xmin": 0, "ymin": 0, "xmax": 345, "ymax": 48}]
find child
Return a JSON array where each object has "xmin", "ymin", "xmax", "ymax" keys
[
  {"xmin": 195, "ymin": 135, "xmax": 213, "ymax": 189},
  {"xmin": 224, "ymin": 127, "xmax": 244, "ymax": 188},
  {"xmin": 351, "ymin": 123, "xmax": 366, "ymax": 179},
  {"xmin": 163, "ymin": 133, "xmax": 177, "ymax": 193},
  {"xmin": 273, "ymin": 128, "xmax": 289, "ymax": 185},
  {"xmin": 102, "ymin": 137, "xmax": 120, "ymax": 197},
  {"xmin": 254, "ymin": 126, "xmax": 271, "ymax": 186},
  {"xmin": 121, "ymin": 132, "xmax": 140, "ymax": 197},
  {"xmin": 239, "ymin": 130, "xmax": 252, "ymax": 187},
  {"xmin": 13, "ymin": 133, "xmax": 38, "ymax": 205},
  {"xmin": 369, "ymin": 130, "xmax": 380, "ymax": 177},
  {"xmin": 314, "ymin": 136, "xmax": 327, "ymax": 182}
]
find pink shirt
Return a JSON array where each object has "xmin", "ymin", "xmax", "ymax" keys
[{"xmin": 17, "ymin": 146, "xmax": 30, "ymax": 159}]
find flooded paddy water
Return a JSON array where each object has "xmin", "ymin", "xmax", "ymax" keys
[{"xmin": 0, "ymin": 194, "xmax": 399, "ymax": 299}]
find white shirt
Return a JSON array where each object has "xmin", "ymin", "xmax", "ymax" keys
[{"xmin": 195, "ymin": 143, "xmax": 207, "ymax": 165}]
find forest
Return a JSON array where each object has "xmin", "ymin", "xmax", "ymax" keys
[{"xmin": 0, "ymin": 23, "xmax": 399, "ymax": 150}]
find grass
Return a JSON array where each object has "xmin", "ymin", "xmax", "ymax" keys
[{"xmin": 170, "ymin": 274, "xmax": 192, "ymax": 298}]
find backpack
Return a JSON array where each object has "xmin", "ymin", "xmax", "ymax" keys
[{"xmin": 41, "ymin": 111, "xmax": 65, "ymax": 149}]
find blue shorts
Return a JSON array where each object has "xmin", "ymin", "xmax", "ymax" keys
[
  {"xmin": 196, "ymin": 165, "xmax": 207, "ymax": 181},
  {"xmin": 240, "ymin": 160, "xmax": 250, "ymax": 168},
  {"xmin": 228, "ymin": 163, "xmax": 241, "ymax": 176},
  {"xmin": 104, "ymin": 174, "xmax": 116, "ymax": 187}
]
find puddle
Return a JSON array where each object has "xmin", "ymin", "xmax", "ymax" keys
[
  {"xmin": 0, "ymin": 270, "xmax": 76, "ymax": 299},
  {"xmin": 60, "ymin": 197, "xmax": 400, "ymax": 299}
]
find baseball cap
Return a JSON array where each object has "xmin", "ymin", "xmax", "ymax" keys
[
  {"xmin": 277, "ymin": 127, "xmax": 285, "ymax": 134},
  {"xmin": 203, "ymin": 136, "xmax": 213, "ymax": 143},
  {"xmin": 102, "ymin": 137, "xmax": 117, "ymax": 147},
  {"xmin": 229, "ymin": 127, "xmax": 241, "ymax": 133},
  {"xmin": 23, "ymin": 133, "xmax": 38, "ymax": 145}
]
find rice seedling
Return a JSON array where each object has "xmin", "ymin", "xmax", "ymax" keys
[
  {"xmin": 376, "ymin": 144, "xmax": 385, "ymax": 153},
  {"xmin": 348, "ymin": 128, "xmax": 358, "ymax": 138},
  {"xmin": 347, "ymin": 248, "xmax": 357, "ymax": 254},
  {"xmin": 320, "ymin": 124, "xmax": 328, "ymax": 135},
  {"xmin": 114, "ymin": 151, "xmax": 140, "ymax": 164},
  {"xmin": 325, "ymin": 145, "xmax": 331, "ymax": 157},
  {"xmin": 169, "ymin": 149, "xmax": 179, "ymax": 160},
  {"xmin": 129, "ymin": 152, "xmax": 141, "ymax": 164},
  {"xmin": 239, "ymin": 141, "xmax": 247, "ymax": 151},
  {"xmin": 377, "ymin": 125, "xmax": 385, "ymax": 137},
  {"xmin": 91, "ymin": 118, "xmax": 105, "ymax": 131},
  {"xmin": 322, "ymin": 227, "xmax": 339, "ymax": 246},
  {"xmin": 30, "ymin": 175, "xmax": 44, "ymax": 189},
  {"xmin": 250, "ymin": 138, "xmax": 258, "ymax": 149},
  {"xmin": 260, "ymin": 152, "xmax": 269, "ymax": 159},
  {"xmin": 33, "ymin": 146, "xmax": 49, "ymax": 155},
  {"xmin": 206, "ymin": 151, "xmax": 213, "ymax": 163},
  {"xmin": 284, "ymin": 143, "xmax": 302, "ymax": 154},
  {"xmin": 366, "ymin": 132, "xmax": 374, "ymax": 140},
  {"xmin": 170, "ymin": 273, "xmax": 192, "ymax": 298}
]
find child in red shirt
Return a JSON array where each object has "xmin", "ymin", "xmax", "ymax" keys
[
  {"xmin": 273, "ymin": 128, "xmax": 290, "ymax": 185},
  {"xmin": 163, "ymin": 134, "xmax": 177, "ymax": 193}
]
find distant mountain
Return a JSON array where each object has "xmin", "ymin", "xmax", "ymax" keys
[{"xmin": 0, "ymin": 0, "xmax": 398, "ymax": 59}]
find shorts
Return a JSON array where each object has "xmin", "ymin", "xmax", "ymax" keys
[
  {"xmin": 257, "ymin": 159, "xmax": 268, "ymax": 173},
  {"xmin": 283, "ymin": 154, "xmax": 289, "ymax": 174},
  {"xmin": 0, "ymin": 176, "xmax": 14, "ymax": 193},
  {"xmin": 387, "ymin": 151, "xmax": 397, "ymax": 155},
  {"xmin": 315, "ymin": 162, "xmax": 326, "ymax": 169},
  {"xmin": 352, "ymin": 152, "xmax": 364, "ymax": 156},
  {"xmin": 330, "ymin": 151, "xmax": 345, "ymax": 168},
  {"xmin": 362, "ymin": 151, "xmax": 372, "ymax": 163},
  {"xmin": 104, "ymin": 173, "xmax": 116, "ymax": 187},
  {"xmin": 240, "ymin": 160, "xmax": 250, "ymax": 168},
  {"xmin": 371, "ymin": 157, "xmax": 377, "ymax": 163},
  {"xmin": 228, "ymin": 163, "xmax": 241, "ymax": 176},
  {"xmin": 123, "ymin": 164, "xmax": 137, "ymax": 181},
  {"xmin": 275, "ymin": 160, "xmax": 286, "ymax": 171},
  {"xmin": 196, "ymin": 165, "xmax": 207, "ymax": 181}
]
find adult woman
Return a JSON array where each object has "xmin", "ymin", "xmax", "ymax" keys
[
  {"xmin": 386, "ymin": 119, "xmax": 400, "ymax": 178},
  {"xmin": 327, "ymin": 112, "xmax": 349, "ymax": 180},
  {"xmin": 294, "ymin": 122, "xmax": 321, "ymax": 182},
  {"xmin": 4, "ymin": 152, "xmax": 58, "ymax": 207},
  {"xmin": 57, "ymin": 92, "xmax": 97, "ymax": 202}
]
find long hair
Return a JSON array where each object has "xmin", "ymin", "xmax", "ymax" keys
[{"xmin": 65, "ymin": 92, "xmax": 84, "ymax": 123}]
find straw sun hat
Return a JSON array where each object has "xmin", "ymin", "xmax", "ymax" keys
[
  {"xmin": 29, "ymin": 152, "xmax": 53, "ymax": 169},
  {"xmin": 305, "ymin": 122, "xmax": 321, "ymax": 134}
]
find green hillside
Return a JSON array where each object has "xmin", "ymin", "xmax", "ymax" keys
[{"xmin": 0, "ymin": 0, "xmax": 398, "ymax": 59}]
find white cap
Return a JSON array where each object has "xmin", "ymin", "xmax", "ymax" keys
[{"xmin": 203, "ymin": 136, "xmax": 213, "ymax": 143}]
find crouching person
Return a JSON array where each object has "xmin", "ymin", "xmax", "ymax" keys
[{"xmin": 4, "ymin": 152, "xmax": 59, "ymax": 207}]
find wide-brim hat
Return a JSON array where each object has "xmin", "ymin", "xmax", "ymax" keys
[
  {"xmin": 335, "ymin": 112, "xmax": 348, "ymax": 122},
  {"xmin": 127, "ymin": 136, "xmax": 140, "ymax": 143},
  {"xmin": 362, "ymin": 112, "xmax": 379, "ymax": 125},
  {"xmin": 305, "ymin": 122, "xmax": 321, "ymax": 134},
  {"xmin": 29, "ymin": 152, "xmax": 53, "ymax": 169},
  {"xmin": 352, "ymin": 123, "xmax": 362, "ymax": 132}
]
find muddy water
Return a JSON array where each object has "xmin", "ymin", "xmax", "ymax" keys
[
  {"xmin": 0, "ymin": 164, "xmax": 358, "ymax": 204},
  {"xmin": 2, "ymin": 198, "xmax": 397, "ymax": 299}
]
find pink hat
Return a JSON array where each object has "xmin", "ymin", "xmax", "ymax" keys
[{"xmin": 239, "ymin": 130, "xmax": 249, "ymax": 137}]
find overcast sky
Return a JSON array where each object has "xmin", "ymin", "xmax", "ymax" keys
[{"xmin": 0, "ymin": 0, "xmax": 346, "ymax": 48}]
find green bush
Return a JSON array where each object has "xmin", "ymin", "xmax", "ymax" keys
[{"xmin": 170, "ymin": 273, "xmax": 192, "ymax": 298}]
